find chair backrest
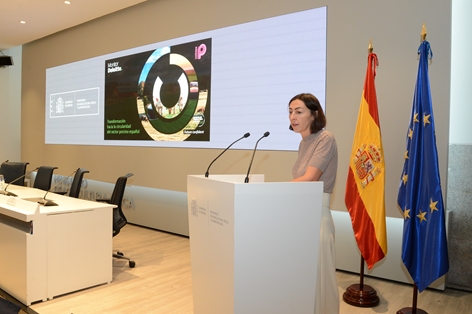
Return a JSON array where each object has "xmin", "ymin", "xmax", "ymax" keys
[
  {"xmin": 111, "ymin": 173, "xmax": 133, "ymax": 237},
  {"xmin": 33, "ymin": 166, "xmax": 58, "ymax": 191},
  {"xmin": 68, "ymin": 168, "xmax": 89, "ymax": 198},
  {"xmin": 0, "ymin": 161, "xmax": 29, "ymax": 186}
]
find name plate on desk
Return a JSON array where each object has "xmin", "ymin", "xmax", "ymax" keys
[
  {"xmin": 6, "ymin": 196, "xmax": 18, "ymax": 206},
  {"xmin": 0, "ymin": 196, "xmax": 40, "ymax": 220}
]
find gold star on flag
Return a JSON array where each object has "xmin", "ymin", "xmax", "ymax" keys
[
  {"xmin": 408, "ymin": 128, "xmax": 413, "ymax": 138},
  {"xmin": 413, "ymin": 113, "xmax": 419, "ymax": 123},
  {"xmin": 402, "ymin": 173, "xmax": 408, "ymax": 185},
  {"xmin": 404, "ymin": 150, "xmax": 409, "ymax": 160},
  {"xmin": 417, "ymin": 210, "xmax": 427, "ymax": 223},
  {"xmin": 403, "ymin": 207, "xmax": 410, "ymax": 219},
  {"xmin": 424, "ymin": 114, "xmax": 431, "ymax": 127},
  {"xmin": 430, "ymin": 198, "xmax": 438, "ymax": 213}
]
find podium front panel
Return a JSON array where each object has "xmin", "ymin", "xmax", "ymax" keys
[{"xmin": 188, "ymin": 175, "xmax": 323, "ymax": 314}]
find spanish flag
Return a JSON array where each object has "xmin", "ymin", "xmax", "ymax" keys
[{"xmin": 345, "ymin": 51, "xmax": 387, "ymax": 269}]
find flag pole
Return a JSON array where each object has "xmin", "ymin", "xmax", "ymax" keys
[
  {"xmin": 397, "ymin": 24, "xmax": 431, "ymax": 314},
  {"xmin": 342, "ymin": 256, "xmax": 379, "ymax": 307},
  {"xmin": 396, "ymin": 284, "xmax": 427, "ymax": 314},
  {"xmin": 342, "ymin": 39, "xmax": 380, "ymax": 308},
  {"xmin": 421, "ymin": 22, "xmax": 427, "ymax": 42}
]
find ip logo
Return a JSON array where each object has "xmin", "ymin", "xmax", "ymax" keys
[{"xmin": 195, "ymin": 44, "xmax": 207, "ymax": 60}]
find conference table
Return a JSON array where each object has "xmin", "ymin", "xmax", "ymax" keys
[{"xmin": 0, "ymin": 185, "xmax": 114, "ymax": 306}]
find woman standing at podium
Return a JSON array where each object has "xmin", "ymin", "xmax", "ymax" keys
[{"xmin": 288, "ymin": 93, "xmax": 339, "ymax": 314}]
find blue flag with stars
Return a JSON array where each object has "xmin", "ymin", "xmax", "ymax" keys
[{"xmin": 397, "ymin": 40, "xmax": 449, "ymax": 292}]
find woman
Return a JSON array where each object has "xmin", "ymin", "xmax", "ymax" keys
[{"xmin": 289, "ymin": 93, "xmax": 339, "ymax": 314}]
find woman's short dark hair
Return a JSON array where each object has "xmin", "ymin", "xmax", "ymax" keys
[{"xmin": 288, "ymin": 93, "xmax": 326, "ymax": 133}]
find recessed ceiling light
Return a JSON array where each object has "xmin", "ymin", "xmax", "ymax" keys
[
  {"xmin": 64, "ymin": 1, "xmax": 71, "ymax": 4},
  {"xmin": 20, "ymin": 21, "xmax": 26, "ymax": 24}
]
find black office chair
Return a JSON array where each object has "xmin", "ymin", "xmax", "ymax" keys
[
  {"xmin": 97, "ymin": 173, "xmax": 136, "ymax": 268},
  {"xmin": 55, "ymin": 168, "xmax": 90, "ymax": 197},
  {"xmin": 68, "ymin": 168, "xmax": 89, "ymax": 198},
  {"xmin": 33, "ymin": 166, "xmax": 58, "ymax": 191},
  {"xmin": 0, "ymin": 161, "xmax": 29, "ymax": 186},
  {"xmin": 0, "ymin": 298, "xmax": 21, "ymax": 314}
]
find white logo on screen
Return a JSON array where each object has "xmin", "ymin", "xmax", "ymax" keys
[
  {"xmin": 56, "ymin": 97, "xmax": 64, "ymax": 114},
  {"xmin": 107, "ymin": 61, "xmax": 122, "ymax": 73}
]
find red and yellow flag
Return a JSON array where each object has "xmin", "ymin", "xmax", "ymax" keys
[{"xmin": 345, "ymin": 52, "xmax": 387, "ymax": 269}]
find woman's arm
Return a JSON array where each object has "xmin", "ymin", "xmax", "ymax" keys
[{"xmin": 291, "ymin": 165, "xmax": 323, "ymax": 182}]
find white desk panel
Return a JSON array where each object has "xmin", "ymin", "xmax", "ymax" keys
[{"xmin": 0, "ymin": 185, "xmax": 114, "ymax": 305}]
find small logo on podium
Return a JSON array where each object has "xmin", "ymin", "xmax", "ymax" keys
[{"xmin": 191, "ymin": 199, "xmax": 198, "ymax": 217}]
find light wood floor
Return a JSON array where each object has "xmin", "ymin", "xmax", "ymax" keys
[{"xmin": 26, "ymin": 224, "xmax": 471, "ymax": 314}]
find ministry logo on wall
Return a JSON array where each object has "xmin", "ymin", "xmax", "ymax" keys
[{"xmin": 104, "ymin": 38, "xmax": 211, "ymax": 141}]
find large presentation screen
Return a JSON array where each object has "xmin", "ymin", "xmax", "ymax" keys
[{"xmin": 45, "ymin": 7, "xmax": 327, "ymax": 151}]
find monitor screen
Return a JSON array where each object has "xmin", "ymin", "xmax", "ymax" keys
[{"xmin": 45, "ymin": 7, "xmax": 327, "ymax": 151}]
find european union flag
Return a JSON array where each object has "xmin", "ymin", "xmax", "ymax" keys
[{"xmin": 397, "ymin": 40, "xmax": 449, "ymax": 292}]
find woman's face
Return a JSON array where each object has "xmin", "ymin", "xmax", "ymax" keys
[{"xmin": 289, "ymin": 99, "xmax": 314, "ymax": 138}]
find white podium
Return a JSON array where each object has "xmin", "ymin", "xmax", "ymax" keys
[{"xmin": 187, "ymin": 174, "xmax": 323, "ymax": 314}]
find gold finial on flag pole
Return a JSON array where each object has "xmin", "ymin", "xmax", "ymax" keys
[
  {"xmin": 368, "ymin": 39, "xmax": 373, "ymax": 53},
  {"xmin": 421, "ymin": 23, "xmax": 427, "ymax": 42}
]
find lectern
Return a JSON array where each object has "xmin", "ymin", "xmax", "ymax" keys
[{"xmin": 187, "ymin": 174, "xmax": 324, "ymax": 314}]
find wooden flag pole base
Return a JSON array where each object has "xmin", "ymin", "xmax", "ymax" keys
[
  {"xmin": 343, "ymin": 283, "xmax": 380, "ymax": 307},
  {"xmin": 342, "ymin": 256, "xmax": 379, "ymax": 307}
]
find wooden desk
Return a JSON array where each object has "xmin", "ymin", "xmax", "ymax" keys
[{"xmin": 0, "ymin": 185, "xmax": 114, "ymax": 306}]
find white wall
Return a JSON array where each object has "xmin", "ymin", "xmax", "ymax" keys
[{"xmin": 450, "ymin": 0, "xmax": 472, "ymax": 144}]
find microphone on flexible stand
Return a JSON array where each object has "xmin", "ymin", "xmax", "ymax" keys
[
  {"xmin": 244, "ymin": 131, "xmax": 270, "ymax": 183},
  {"xmin": 205, "ymin": 132, "xmax": 251, "ymax": 177},
  {"xmin": 37, "ymin": 168, "xmax": 79, "ymax": 206},
  {"xmin": 0, "ymin": 167, "xmax": 39, "ymax": 197}
]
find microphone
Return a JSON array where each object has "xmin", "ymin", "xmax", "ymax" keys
[
  {"xmin": 0, "ymin": 167, "xmax": 39, "ymax": 197},
  {"xmin": 37, "ymin": 168, "xmax": 79, "ymax": 206},
  {"xmin": 205, "ymin": 132, "xmax": 250, "ymax": 177},
  {"xmin": 244, "ymin": 131, "xmax": 270, "ymax": 183}
]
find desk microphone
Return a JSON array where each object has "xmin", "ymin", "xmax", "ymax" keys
[
  {"xmin": 244, "ymin": 131, "xmax": 270, "ymax": 183},
  {"xmin": 0, "ymin": 167, "xmax": 39, "ymax": 197},
  {"xmin": 37, "ymin": 168, "xmax": 79, "ymax": 206},
  {"xmin": 205, "ymin": 132, "xmax": 250, "ymax": 177}
]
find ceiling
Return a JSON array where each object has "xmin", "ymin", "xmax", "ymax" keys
[{"xmin": 0, "ymin": 0, "xmax": 148, "ymax": 51}]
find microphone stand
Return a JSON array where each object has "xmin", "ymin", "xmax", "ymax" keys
[
  {"xmin": 205, "ymin": 132, "xmax": 250, "ymax": 177},
  {"xmin": 38, "ymin": 168, "xmax": 79, "ymax": 206},
  {"xmin": 1, "ymin": 167, "xmax": 39, "ymax": 197},
  {"xmin": 244, "ymin": 131, "xmax": 270, "ymax": 183}
]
